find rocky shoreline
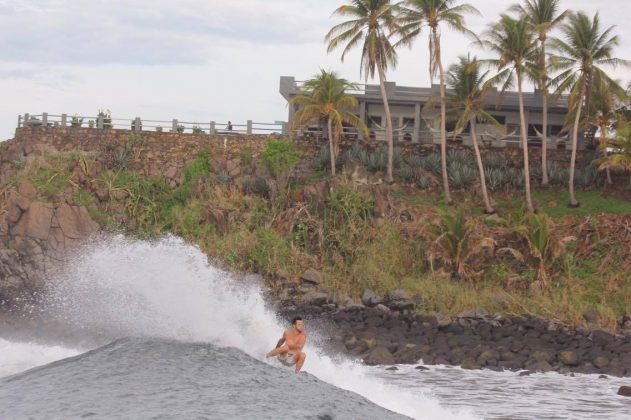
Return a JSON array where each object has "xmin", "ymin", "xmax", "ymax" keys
[{"xmin": 273, "ymin": 273, "xmax": 631, "ymax": 378}]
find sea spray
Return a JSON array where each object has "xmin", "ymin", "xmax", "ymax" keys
[{"xmin": 37, "ymin": 235, "xmax": 475, "ymax": 420}]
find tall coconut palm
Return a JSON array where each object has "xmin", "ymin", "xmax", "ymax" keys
[
  {"xmin": 326, "ymin": 0, "xmax": 400, "ymax": 183},
  {"xmin": 396, "ymin": 0, "xmax": 480, "ymax": 205},
  {"xmin": 291, "ymin": 70, "xmax": 368, "ymax": 176},
  {"xmin": 445, "ymin": 55, "xmax": 503, "ymax": 214},
  {"xmin": 549, "ymin": 12, "xmax": 630, "ymax": 207},
  {"xmin": 511, "ymin": 0, "xmax": 569, "ymax": 186},
  {"xmin": 481, "ymin": 15, "xmax": 539, "ymax": 212}
]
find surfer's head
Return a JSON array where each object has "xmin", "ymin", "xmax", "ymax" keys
[{"xmin": 292, "ymin": 317, "xmax": 304, "ymax": 332}]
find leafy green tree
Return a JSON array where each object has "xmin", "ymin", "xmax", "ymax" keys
[
  {"xmin": 397, "ymin": 0, "xmax": 480, "ymax": 204},
  {"xmin": 481, "ymin": 15, "xmax": 539, "ymax": 212},
  {"xmin": 291, "ymin": 70, "xmax": 367, "ymax": 176},
  {"xmin": 550, "ymin": 12, "xmax": 630, "ymax": 206},
  {"xmin": 445, "ymin": 54, "xmax": 502, "ymax": 214},
  {"xmin": 511, "ymin": 0, "xmax": 569, "ymax": 186},
  {"xmin": 326, "ymin": 0, "xmax": 400, "ymax": 183}
]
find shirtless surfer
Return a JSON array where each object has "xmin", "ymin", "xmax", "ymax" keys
[{"xmin": 266, "ymin": 317, "xmax": 307, "ymax": 373}]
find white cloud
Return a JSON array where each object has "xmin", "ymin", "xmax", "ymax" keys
[{"xmin": 1, "ymin": 0, "xmax": 629, "ymax": 140}]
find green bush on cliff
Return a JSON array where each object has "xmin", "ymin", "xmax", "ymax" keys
[{"xmin": 249, "ymin": 228, "xmax": 291, "ymax": 274}]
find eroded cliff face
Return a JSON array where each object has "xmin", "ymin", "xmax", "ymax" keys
[{"xmin": 0, "ymin": 127, "xmax": 286, "ymax": 305}]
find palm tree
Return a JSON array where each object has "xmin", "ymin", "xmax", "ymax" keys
[
  {"xmin": 291, "ymin": 70, "xmax": 368, "ymax": 176},
  {"xmin": 481, "ymin": 15, "xmax": 539, "ymax": 212},
  {"xmin": 591, "ymin": 83, "xmax": 628, "ymax": 185},
  {"xmin": 397, "ymin": 0, "xmax": 480, "ymax": 205},
  {"xmin": 599, "ymin": 120, "xmax": 631, "ymax": 183},
  {"xmin": 445, "ymin": 55, "xmax": 503, "ymax": 214},
  {"xmin": 550, "ymin": 12, "xmax": 630, "ymax": 206},
  {"xmin": 326, "ymin": 0, "xmax": 400, "ymax": 183},
  {"xmin": 511, "ymin": 0, "xmax": 569, "ymax": 186}
]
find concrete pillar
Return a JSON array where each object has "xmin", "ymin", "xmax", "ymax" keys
[
  {"xmin": 172, "ymin": 119, "xmax": 178, "ymax": 132},
  {"xmin": 413, "ymin": 104, "xmax": 421, "ymax": 143},
  {"xmin": 282, "ymin": 122, "xmax": 289, "ymax": 136},
  {"xmin": 134, "ymin": 117, "xmax": 142, "ymax": 132},
  {"xmin": 61, "ymin": 113, "xmax": 67, "ymax": 127},
  {"xmin": 42, "ymin": 112, "xmax": 48, "ymax": 126},
  {"xmin": 359, "ymin": 101, "xmax": 367, "ymax": 140},
  {"xmin": 17, "ymin": 115, "xmax": 22, "ymax": 128},
  {"xmin": 97, "ymin": 115, "xmax": 104, "ymax": 129},
  {"xmin": 247, "ymin": 120, "xmax": 253, "ymax": 135},
  {"xmin": 24, "ymin": 113, "xmax": 29, "ymax": 127},
  {"xmin": 209, "ymin": 121, "xmax": 216, "ymax": 135}
]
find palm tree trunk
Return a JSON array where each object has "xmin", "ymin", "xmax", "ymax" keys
[
  {"xmin": 540, "ymin": 41, "xmax": 549, "ymax": 186},
  {"xmin": 470, "ymin": 119, "xmax": 494, "ymax": 214},
  {"xmin": 601, "ymin": 125, "xmax": 613, "ymax": 185},
  {"xmin": 541, "ymin": 89, "xmax": 549, "ymax": 185},
  {"xmin": 328, "ymin": 116, "xmax": 336, "ymax": 176},
  {"xmin": 377, "ymin": 64, "xmax": 394, "ymax": 183},
  {"xmin": 435, "ymin": 31, "xmax": 452, "ymax": 205},
  {"xmin": 517, "ymin": 72, "xmax": 535, "ymax": 213},
  {"xmin": 569, "ymin": 84, "xmax": 586, "ymax": 207}
]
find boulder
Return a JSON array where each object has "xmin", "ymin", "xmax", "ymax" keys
[
  {"xmin": 303, "ymin": 292, "xmax": 328, "ymax": 306},
  {"xmin": 618, "ymin": 386, "xmax": 631, "ymax": 397},
  {"xmin": 361, "ymin": 289, "xmax": 383, "ymax": 307},
  {"xmin": 10, "ymin": 202, "xmax": 54, "ymax": 240},
  {"xmin": 461, "ymin": 357, "xmax": 481, "ymax": 370},
  {"xmin": 531, "ymin": 351, "xmax": 553, "ymax": 364},
  {"xmin": 54, "ymin": 204, "xmax": 99, "ymax": 240},
  {"xmin": 583, "ymin": 308, "xmax": 600, "ymax": 324},
  {"xmin": 300, "ymin": 268, "xmax": 323, "ymax": 285},
  {"xmin": 478, "ymin": 350, "xmax": 500, "ymax": 366},
  {"xmin": 385, "ymin": 289, "xmax": 414, "ymax": 311},
  {"xmin": 593, "ymin": 356, "xmax": 610, "ymax": 369},
  {"xmin": 559, "ymin": 351, "xmax": 580, "ymax": 367},
  {"xmin": 374, "ymin": 304, "xmax": 390, "ymax": 314},
  {"xmin": 364, "ymin": 346, "xmax": 395, "ymax": 366},
  {"xmin": 525, "ymin": 360, "xmax": 552, "ymax": 373}
]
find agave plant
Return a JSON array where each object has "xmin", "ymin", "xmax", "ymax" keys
[
  {"xmin": 395, "ymin": 165, "xmax": 418, "ymax": 184},
  {"xmin": 447, "ymin": 149, "xmax": 474, "ymax": 166},
  {"xmin": 482, "ymin": 152, "xmax": 506, "ymax": 169},
  {"xmin": 416, "ymin": 175, "xmax": 431, "ymax": 189},
  {"xmin": 421, "ymin": 153, "xmax": 442, "ymax": 175},
  {"xmin": 448, "ymin": 162, "xmax": 477, "ymax": 189},
  {"xmin": 484, "ymin": 167, "xmax": 507, "ymax": 192},
  {"xmin": 406, "ymin": 155, "xmax": 424, "ymax": 169}
]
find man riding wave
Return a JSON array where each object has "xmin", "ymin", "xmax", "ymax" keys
[{"xmin": 266, "ymin": 317, "xmax": 306, "ymax": 373}]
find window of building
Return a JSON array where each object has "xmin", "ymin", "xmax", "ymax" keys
[{"xmin": 490, "ymin": 115, "xmax": 506, "ymax": 125}]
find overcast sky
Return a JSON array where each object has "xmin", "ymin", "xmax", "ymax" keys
[{"xmin": 1, "ymin": 0, "xmax": 629, "ymax": 140}]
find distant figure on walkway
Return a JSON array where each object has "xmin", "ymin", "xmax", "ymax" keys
[{"xmin": 227, "ymin": 121, "xmax": 233, "ymax": 131}]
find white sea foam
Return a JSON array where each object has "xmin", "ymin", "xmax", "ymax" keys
[
  {"xmin": 33, "ymin": 235, "xmax": 476, "ymax": 420},
  {"xmin": 0, "ymin": 338, "xmax": 80, "ymax": 378}
]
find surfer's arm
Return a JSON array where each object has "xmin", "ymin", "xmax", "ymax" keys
[{"xmin": 274, "ymin": 332, "xmax": 286, "ymax": 348}]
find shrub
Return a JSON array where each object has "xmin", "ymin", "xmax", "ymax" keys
[
  {"xmin": 327, "ymin": 181, "xmax": 374, "ymax": 226},
  {"xmin": 249, "ymin": 228, "xmax": 291, "ymax": 274},
  {"xmin": 262, "ymin": 140, "xmax": 301, "ymax": 180},
  {"xmin": 70, "ymin": 115, "xmax": 83, "ymax": 128},
  {"xmin": 192, "ymin": 125, "xmax": 205, "ymax": 134},
  {"xmin": 155, "ymin": 126, "xmax": 163, "ymax": 132}
]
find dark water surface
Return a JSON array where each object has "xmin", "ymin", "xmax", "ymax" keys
[{"xmin": 0, "ymin": 338, "xmax": 408, "ymax": 420}]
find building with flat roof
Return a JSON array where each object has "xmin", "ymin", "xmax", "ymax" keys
[{"xmin": 279, "ymin": 76, "xmax": 580, "ymax": 150}]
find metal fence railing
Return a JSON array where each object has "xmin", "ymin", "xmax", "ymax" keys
[{"xmin": 17, "ymin": 113, "xmax": 289, "ymax": 136}]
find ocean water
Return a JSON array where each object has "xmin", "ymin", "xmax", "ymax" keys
[{"xmin": 0, "ymin": 236, "xmax": 629, "ymax": 419}]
